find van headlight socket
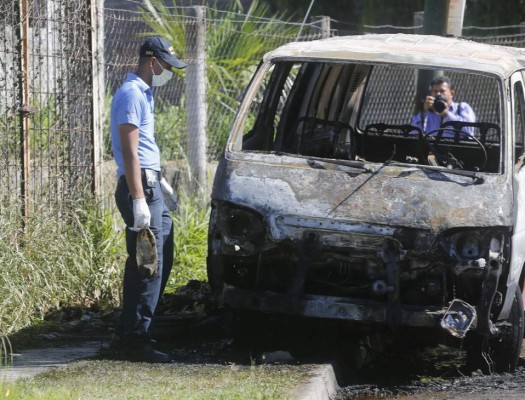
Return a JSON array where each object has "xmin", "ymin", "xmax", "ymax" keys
[
  {"xmin": 440, "ymin": 229, "xmax": 507, "ymax": 263},
  {"xmin": 451, "ymin": 231, "xmax": 483, "ymax": 260},
  {"xmin": 219, "ymin": 205, "xmax": 266, "ymax": 252}
]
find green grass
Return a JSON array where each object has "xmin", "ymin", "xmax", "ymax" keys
[{"xmin": 0, "ymin": 359, "xmax": 312, "ymax": 399}]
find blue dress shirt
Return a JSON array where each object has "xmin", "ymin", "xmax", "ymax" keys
[{"xmin": 411, "ymin": 101, "xmax": 476, "ymax": 137}]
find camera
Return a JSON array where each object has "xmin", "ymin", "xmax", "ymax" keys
[{"xmin": 432, "ymin": 94, "xmax": 448, "ymax": 113}]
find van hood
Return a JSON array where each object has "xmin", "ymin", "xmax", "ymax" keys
[{"xmin": 213, "ymin": 155, "xmax": 513, "ymax": 233}]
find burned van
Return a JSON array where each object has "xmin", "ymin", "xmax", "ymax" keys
[{"xmin": 207, "ymin": 34, "xmax": 525, "ymax": 373}]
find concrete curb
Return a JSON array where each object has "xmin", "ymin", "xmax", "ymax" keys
[
  {"xmin": 1, "ymin": 338, "xmax": 341, "ymax": 400},
  {"xmin": 0, "ymin": 341, "xmax": 101, "ymax": 382},
  {"xmin": 291, "ymin": 363, "xmax": 339, "ymax": 400}
]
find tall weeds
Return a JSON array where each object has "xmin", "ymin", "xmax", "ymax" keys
[
  {"xmin": 167, "ymin": 193, "xmax": 210, "ymax": 291},
  {"xmin": 0, "ymin": 329, "xmax": 12, "ymax": 366},
  {"xmin": 0, "ymin": 194, "xmax": 212, "ymax": 362},
  {"xmin": 0, "ymin": 199, "xmax": 124, "ymax": 337}
]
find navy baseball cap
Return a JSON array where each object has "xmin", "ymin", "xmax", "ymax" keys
[{"xmin": 139, "ymin": 37, "xmax": 187, "ymax": 69}]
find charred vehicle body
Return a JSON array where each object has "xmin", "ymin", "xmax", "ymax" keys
[{"xmin": 207, "ymin": 34, "xmax": 525, "ymax": 373}]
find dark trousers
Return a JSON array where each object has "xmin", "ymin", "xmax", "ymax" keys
[{"xmin": 114, "ymin": 171, "xmax": 174, "ymax": 345}]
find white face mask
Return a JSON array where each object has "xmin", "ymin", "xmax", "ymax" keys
[{"xmin": 151, "ymin": 60, "xmax": 173, "ymax": 87}]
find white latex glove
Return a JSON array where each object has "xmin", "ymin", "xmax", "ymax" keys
[
  {"xmin": 132, "ymin": 197, "xmax": 151, "ymax": 231},
  {"xmin": 160, "ymin": 177, "xmax": 178, "ymax": 207}
]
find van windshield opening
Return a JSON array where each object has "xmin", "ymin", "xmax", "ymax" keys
[{"xmin": 240, "ymin": 61, "xmax": 503, "ymax": 174}]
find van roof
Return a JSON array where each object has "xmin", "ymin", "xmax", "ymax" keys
[{"xmin": 265, "ymin": 33, "xmax": 525, "ymax": 78}]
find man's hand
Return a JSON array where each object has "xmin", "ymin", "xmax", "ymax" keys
[
  {"xmin": 132, "ymin": 197, "xmax": 151, "ymax": 231},
  {"xmin": 423, "ymin": 95, "xmax": 434, "ymax": 112},
  {"xmin": 424, "ymin": 95, "xmax": 449, "ymax": 116}
]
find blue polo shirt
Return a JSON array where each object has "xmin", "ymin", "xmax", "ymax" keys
[{"xmin": 110, "ymin": 73, "xmax": 161, "ymax": 178}]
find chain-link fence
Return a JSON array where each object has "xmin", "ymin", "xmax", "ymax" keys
[
  {"xmin": 102, "ymin": 2, "xmax": 327, "ymax": 195},
  {"xmin": 0, "ymin": 0, "xmax": 101, "ymax": 219},
  {"xmin": 2, "ymin": 0, "xmax": 525, "ymax": 218},
  {"xmin": 332, "ymin": 18, "xmax": 525, "ymax": 48}
]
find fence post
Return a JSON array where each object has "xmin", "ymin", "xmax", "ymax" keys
[
  {"xmin": 311, "ymin": 16, "xmax": 331, "ymax": 38},
  {"xmin": 90, "ymin": 0, "xmax": 105, "ymax": 197},
  {"xmin": 185, "ymin": 6, "xmax": 208, "ymax": 196},
  {"xmin": 19, "ymin": 0, "xmax": 32, "ymax": 220}
]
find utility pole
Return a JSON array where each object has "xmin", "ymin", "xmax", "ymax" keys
[
  {"xmin": 185, "ymin": 6, "xmax": 208, "ymax": 197},
  {"xmin": 422, "ymin": 0, "xmax": 449, "ymax": 36},
  {"xmin": 414, "ymin": 0, "xmax": 450, "ymax": 114}
]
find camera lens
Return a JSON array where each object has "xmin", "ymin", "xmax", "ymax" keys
[{"xmin": 433, "ymin": 94, "xmax": 447, "ymax": 113}]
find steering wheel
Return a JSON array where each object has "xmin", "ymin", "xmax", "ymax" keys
[{"xmin": 422, "ymin": 127, "xmax": 487, "ymax": 171}]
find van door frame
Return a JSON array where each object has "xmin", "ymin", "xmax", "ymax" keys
[{"xmin": 506, "ymin": 70, "xmax": 525, "ymax": 317}]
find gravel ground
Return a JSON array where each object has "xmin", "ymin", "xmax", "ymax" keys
[
  {"xmin": 335, "ymin": 364, "xmax": 525, "ymax": 400},
  {"xmin": 333, "ymin": 336, "xmax": 525, "ymax": 400}
]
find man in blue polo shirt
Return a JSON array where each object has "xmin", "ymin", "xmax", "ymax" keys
[
  {"xmin": 411, "ymin": 75, "xmax": 476, "ymax": 137},
  {"xmin": 110, "ymin": 37, "xmax": 186, "ymax": 363}
]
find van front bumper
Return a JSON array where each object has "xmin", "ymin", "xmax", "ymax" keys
[{"xmin": 220, "ymin": 284, "xmax": 446, "ymax": 328}]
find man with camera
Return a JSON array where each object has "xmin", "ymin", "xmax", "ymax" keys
[{"xmin": 411, "ymin": 75, "xmax": 476, "ymax": 137}]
